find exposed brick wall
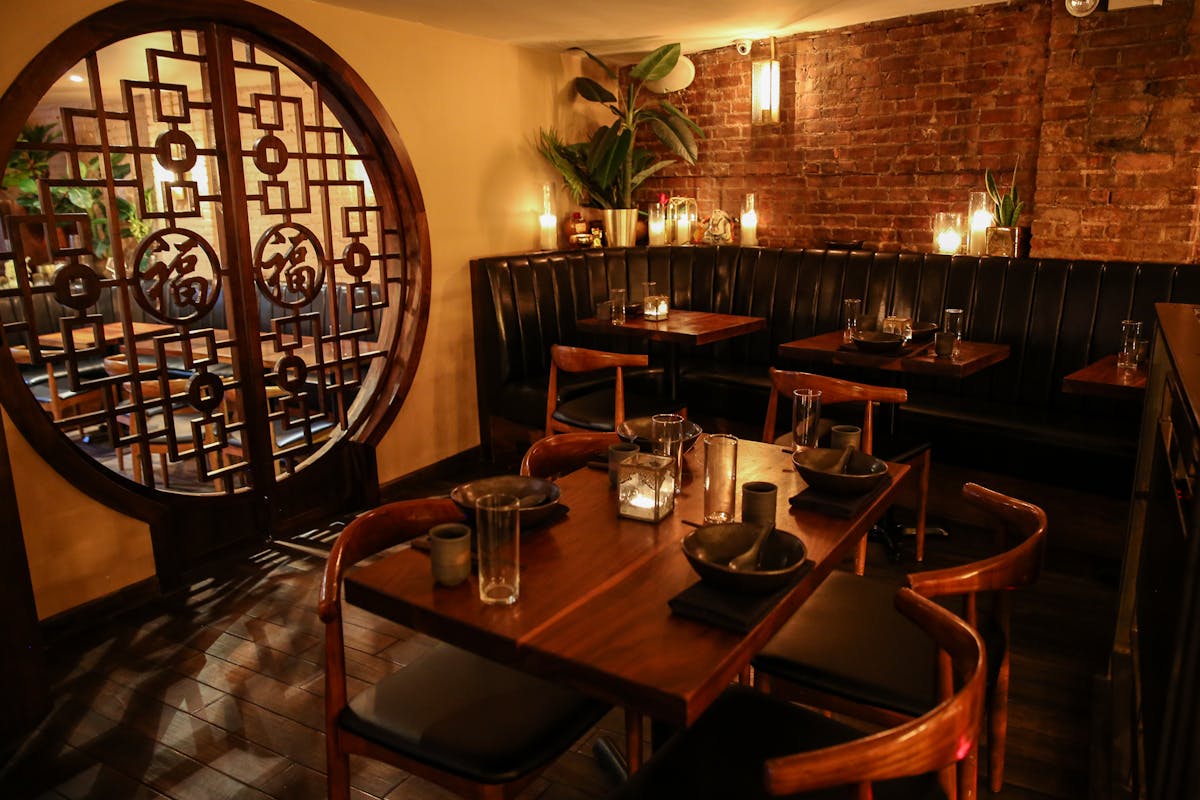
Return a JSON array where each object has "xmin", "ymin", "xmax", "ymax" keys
[{"xmin": 637, "ymin": 0, "xmax": 1200, "ymax": 263}]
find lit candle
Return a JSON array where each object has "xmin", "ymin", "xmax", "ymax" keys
[
  {"xmin": 933, "ymin": 212, "xmax": 964, "ymax": 255},
  {"xmin": 648, "ymin": 204, "xmax": 668, "ymax": 245},
  {"xmin": 675, "ymin": 217, "xmax": 691, "ymax": 245},
  {"xmin": 936, "ymin": 229, "xmax": 962, "ymax": 254},
  {"xmin": 741, "ymin": 193, "xmax": 758, "ymax": 246},
  {"xmin": 967, "ymin": 191, "xmax": 991, "ymax": 256},
  {"xmin": 539, "ymin": 183, "xmax": 557, "ymax": 250}
]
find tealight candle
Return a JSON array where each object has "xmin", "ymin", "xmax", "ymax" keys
[{"xmin": 933, "ymin": 212, "xmax": 964, "ymax": 255}]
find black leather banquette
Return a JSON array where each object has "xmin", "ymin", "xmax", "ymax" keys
[{"xmin": 472, "ymin": 246, "xmax": 1200, "ymax": 493}]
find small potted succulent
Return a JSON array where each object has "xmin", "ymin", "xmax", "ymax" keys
[{"xmin": 983, "ymin": 162, "xmax": 1030, "ymax": 258}]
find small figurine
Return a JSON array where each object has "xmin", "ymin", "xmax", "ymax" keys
[
  {"xmin": 590, "ymin": 226, "xmax": 604, "ymax": 248},
  {"xmin": 702, "ymin": 209, "xmax": 734, "ymax": 244}
]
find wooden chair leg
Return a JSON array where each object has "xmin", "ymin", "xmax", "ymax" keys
[
  {"xmin": 989, "ymin": 650, "xmax": 1011, "ymax": 792},
  {"xmin": 158, "ymin": 452, "xmax": 170, "ymax": 489},
  {"xmin": 854, "ymin": 537, "xmax": 867, "ymax": 575},
  {"xmin": 915, "ymin": 449, "xmax": 930, "ymax": 562},
  {"xmin": 325, "ymin": 736, "xmax": 351, "ymax": 800},
  {"xmin": 625, "ymin": 709, "xmax": 643, "ymax": 773}
]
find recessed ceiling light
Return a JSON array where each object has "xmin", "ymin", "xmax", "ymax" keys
[
  {"xmin": 67, "ymin": 74, "xmax": 84, "ymax": 83},
  {"xmin": 1065, "ymin": 0, "xmax": 1103, "ymax": 16}
]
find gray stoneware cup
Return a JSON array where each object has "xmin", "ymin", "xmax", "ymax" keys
[
  {"xmin": 429, "ymin": 522, "xmax": 471, "ymax": 587},
  {"xmin": 830, "ymin": 425, "xmax": 862, "ymax": 451},
  {"xmin": 741, "ymin": 481, "xmax": 778, "ymax": 530}
]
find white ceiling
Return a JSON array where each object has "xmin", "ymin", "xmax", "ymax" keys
[{"xmin": 309, "ymin": 0, "xmax": 1006, "ymax": 59}]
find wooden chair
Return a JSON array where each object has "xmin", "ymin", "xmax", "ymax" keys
[
  {"xmin": 608, "ymin": 588, "xmax": 986, "ymax": 799},
  {"xmin": 753, "ymin": 482, "xmax": 1047, "ymax": 793},
  {"xmin": 520, "ymin": 431, "xmax": 621, "ymax": 479},
  {"xmin": 320, "ymin": 497, "xmax": 609, "ymax": 800},
  {"xmin": 545, "ymin": 344, "xmax": 685, "ymax": 436},
  {"xmin": 763, "ymin": 367, "xmax": 931, "ymax": 572}
]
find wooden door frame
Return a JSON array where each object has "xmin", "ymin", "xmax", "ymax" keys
[{"xmin": 0, "ymin": 0, "xmax": 431, "ymax": 585}]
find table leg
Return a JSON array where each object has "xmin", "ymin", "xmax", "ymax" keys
[{"xmin": 666, "ymin": 344, "xmax": 679, "ymax": 401}]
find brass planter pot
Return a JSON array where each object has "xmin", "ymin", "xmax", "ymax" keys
[
  {"xmin": 602, "ymin": 208, "xmax": 638, "ymax": 248},
  {"xmin": 985, "ymin": 226, "xmax": 1031, "ymax": 258}
]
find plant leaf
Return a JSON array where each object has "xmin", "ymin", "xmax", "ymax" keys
[
  {"xmin": 574, "ymin": 77, "xmax": 616, "ymax": 105},
  {"xmin": 567, "ymin": 47, "xmax": 617, "ymax": 81},
  {"xmin": 66, "ymin": 187, "xmax": 93, "ymax": 212},
  {"xmin": 628, "ymin": 159, "xmax": 673, "ymax": 192},
  {"xmin": 659, "ymin": 100, "xmax": 704, "ymax": 137},
  {"xmin": 648, "ymin": 115, "xmax": 697, "ymax": 164},
  {"xmin": 631, "ymin": 43, "xmax": 680, "ymax": 83}
]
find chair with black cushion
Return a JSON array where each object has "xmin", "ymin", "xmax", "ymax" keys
[
  {"xmin": 609, "ymin": 587, "xmax": 985, "ymax": 800},
  {"xmin": 320, "ymin": 497, "xmax": 610, "ymax": 800},
  {"xmin": 763, "ymin": 368, "xmax": 932, "ymax": 572},
  {"xmin": 753, "ymin": 482, "xmax": 1047, "ymax": 793},
  {"xmin": 546, "ymin": 344, "xmax": 685, "ymax": 436},
  {"xmin": 520, "ymin": 431, "xmax": 622, "ymax": 479}
]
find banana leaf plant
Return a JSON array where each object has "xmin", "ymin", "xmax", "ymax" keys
[
  {"xmin": 538, "ymin": 43, "xmax": 703, "ymax": 209},
  {"xmin": 985, "ymin": 160, "xmax": 1024, "ymax": 228},
  {"xmin": 4, "ymin": 122, "xmax": 147, "ymax": 259}
]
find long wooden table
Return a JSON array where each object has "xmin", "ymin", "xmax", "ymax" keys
[
  {"xmin": 38, "ymin": 321, "xmax": 175, "ymax": 350},
  {"xmin": 778, "ymin": 330, "xmax": 1009, "ymax": 378},
  {"xmin": 344, "ymin": 439, "xmax": 908, "ymax": 730},
  {"xmin": 132, "ymin": 327, "xmax": 379, "ymax": 368},
  {"xmin": 576, "ymin": 308, "xmax": 766, "ymax": 398}
]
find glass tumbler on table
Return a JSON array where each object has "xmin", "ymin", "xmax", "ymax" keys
[
  {"xmin": 475, "ymin": 493, "xmax": 520, "ymax": 605},
  {"xmin": 1117, "ymin": 320, "xmax": 1143, "ymax": 369},
  {"xmin": 943, "ymin": 308, "xmax": 964, "ymax": 358},
  {"xmin": 610, "ymin": 288, "xmax": 626, "ymax": 325},
  {"xmin": 703, "ymin": 434, "xmax": 738, "ymax": 523},
  {"xmin": 843, "ymin": 298, "xmax": 862, "ymax": 343},
  {"xmin": 651, "ymin": 413, "xmax": 684, "ymax": 493},
  {"xmin": 792, "ymin": 389, "xmax": 822, "ymax": 452}
]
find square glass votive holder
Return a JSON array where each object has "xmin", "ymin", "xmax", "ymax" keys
[
  {"xmin": 644, "ymin": 295, "xmax": 670, "ymax": 321},
  {"xmin": 617, "ymin": 452, "xmax": 676, "ymax": 522}
]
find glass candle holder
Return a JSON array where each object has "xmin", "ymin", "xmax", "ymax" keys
[
  {"xmin": 668, "ymin": 197, "xmax": 698, "ymax": 245},
  {"xmin": 934, "ymin": 212, "xmax": 964, "ymax": 255},
  {"xmin": 644, "ymin": 295, "xmax": 670, "ymax": 321},
  {"xmin": 967, "ymin": 191, "xmax": 991, "ymax": 256},
  {"xmin": 740, "ymin": 193, "xmax": 758, "ymax": 246},
  {"xmin": 648, "ymin": 204, "xmax": 668, "ymax": 245},
  {"xmin": 617, "ymin": 452, "xmax": 676, "ymax": 522}
]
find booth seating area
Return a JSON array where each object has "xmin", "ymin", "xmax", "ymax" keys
[{"xmin": 472, "ymin": 246, "xmax": 1200, "ymax": 494}]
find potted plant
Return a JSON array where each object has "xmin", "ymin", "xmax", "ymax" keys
[
  {"xmin": 983, "ymin": 161, "xmax": 1030, "ymax": 258},
  {"xmin": 537, "ymin": 43, "xmax": 702, "ymax": 246}
]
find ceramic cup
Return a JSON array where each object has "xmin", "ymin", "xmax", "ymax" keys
[
  {"xmin": 429, "ymin": 523, "xmax": 471, "ymax": 587},
  {"xmin": 741, "ymin": 481, "xmax": 778, "ymax": 530},
  {"xmin": 608, "ymin": 442, "xmax": 640, "ymax": 488},
  {"xmin": 830, "ymin": 424, "xmax": 862, "ymax": 451}
]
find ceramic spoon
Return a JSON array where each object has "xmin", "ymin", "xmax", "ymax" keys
[
  {"xmin": 832, "ymin": 445, "xmax": 855, "ymax": 474},
  {"xmin": 728, "ymin": 523, "xmax": 774, "ymax": 571}
]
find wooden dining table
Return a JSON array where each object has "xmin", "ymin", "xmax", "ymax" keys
[
  {"xmin": 576, "ymin": 308, "xmax": 766, "ymax": 399},
  {"xmin": 132, "ymin": 327, "xmax": 380, "ymax": 369},
  {"xmin": 778, "ymin": 330, "xmax": 1009, "ymax": 379},
  {"xmin": 1062, "ymin": 354, "xmax": 1146, "ymax": 399},
  {"xmin": 38, "ymin": 320, "xmax": 175, "ymax": 350},
  {"xmin": 344, "ymin": 439, "xmax": 909, "ymax": 739}
]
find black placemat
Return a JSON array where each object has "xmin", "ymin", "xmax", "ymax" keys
[
  {"xmin": 668, "ymin": 561, "xmax": 813, "ymax": 633},
  {"xmin": 788, "ymin": 475, "xmax": 893, "ymax": 518}
]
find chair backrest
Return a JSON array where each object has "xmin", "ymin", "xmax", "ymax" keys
[
  {"xmin": 318, "ymin": 498, "xmax": 465, "ymax": 705},
  {"xmin": 521, "ymin": 431, "xmax": 622, "ymax": 479},
  {"xmin": 761, "ymin": 367, "xmax": 907, "ymax": 453},
  {"xmin": 907, "ymin": 482, "xmax": 1047, "ymax": 627},
  {"xmin": 764, "ymin": 587, "xmax": 985, "ymax": 797},
  {"xmin": 546, "ymin": 344, "xmax": 650, "ymax": 435}
]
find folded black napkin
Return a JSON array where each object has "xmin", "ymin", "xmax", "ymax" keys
[
  {"xmin": 789, "ymin": 475, "xmax": 892, "ymax": 518},
  {"xmin": 668, "ymin": 562, "xmax": 813, "ymax": 634}
]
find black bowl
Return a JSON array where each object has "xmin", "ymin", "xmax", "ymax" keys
[
  {"xmin": 682, "ymin": 523, "xmax": 808, "ymax": 594},
  {"xmin": 792, "ymin": 447, "xmax": 889, "ymax": 496},
  {"xmin": 909, "ymin": 321, "xmax": 939, "ymax": 344},
  {"xmin": 850, "ymin": 331, "xmax": 904, "ymax": 353},
  {"xmin": 450, "ymin": 475, "xmax": 562, "ymax": 528},
  {"xmin": 617, "ymin": 417, "xmax": 703, "ymax": 453}
]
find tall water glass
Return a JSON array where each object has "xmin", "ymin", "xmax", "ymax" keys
[
  {"xmin": 843, "ymin": 298, "xmax": 862, "ymax": 343},
  {"xmin": 703, "ymin": 434, "xmax": 738, "ymax": 523},
  {"xmin": 476, "ymin": 493, "xmax": 519, "ymax": 605},
  {"xmin": 944, "ymin": 308, "xmax": 964, "ymax": 358},
  {"xmin": 1117, "ymin": 320, "xmax": 1143, "ymax": 369},
  {"xmin": 792, "ymin": 389, "xmax": 822, "ymax": 452},
  {"xmin": 610, "ymin": 288, "xmax": 626, "ymax": 325},
  {"xmin": 651, "ymin": 413, "xmax": 684, "ymax": 492}
]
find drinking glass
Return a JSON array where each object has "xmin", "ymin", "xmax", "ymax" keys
[
  {"xmin": 843, "ymin": 298, "xmax": 862, "ymax": 343},
  {"xmin": 703, "ymin": 434, "xmax": 738, "ymax": 523},
  {"xmin": 791, "ymin": 389, "xmax": 822, "ymax": 452},
  {"xmin": 651, "ymin": 413, "xmax": 684, "ymax": 492},
  {"xmin": 475, "ymin": 493, "xmax": 519, "ymax": 605},
  {"xmin": 610, "ymin": 288, "xmax": 626, "ymax": 325},
  {"xmin": 943, "ymin": 308, "xmax": 964, "ymax": 358},
  {"xmin": 1117, "ymin": 320, "xmax": 1143, "ymax": 369}
]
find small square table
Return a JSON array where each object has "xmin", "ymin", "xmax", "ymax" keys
[
  {"xmin": 778, "ymin": 330, "xmax": 1010, "ymax": 379},
  {"xmin": 1062, "ymin": 354, "xmax": 1146, "ymax": 399},
  {"xmin": 577, "ymin": 309, "xmax": 766, "ymax": 398}
]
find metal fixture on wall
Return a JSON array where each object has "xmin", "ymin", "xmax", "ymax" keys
[
  {"xmin": 751, "ymin": 37, "xmax": 780, "ymax": 125},
  {"xmin": 1066, "ymin": 0, "xmax": 1162, "ymax": 15}
]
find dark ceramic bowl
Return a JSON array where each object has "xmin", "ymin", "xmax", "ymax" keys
[
  {"xmin": 792, "ymin": 447, "xmax": 889, "ymax": 496},
  {"xmin": 909, "ymin": 321, "xmax": 939, "ymax": 344},
  {"xmin": 450, "ymin": 475, "xmax": 562, "ymax": 528},
  {"xmin": 617, "ymin": 417, "xmax": 703, "ymax": 453},
  {"xmin": 850, "ymin": 331, "xmax": 904, "ymax": 353},
  {"xmin": 682, "ymin": 523, "xmax": 808, "ymax": 594}
]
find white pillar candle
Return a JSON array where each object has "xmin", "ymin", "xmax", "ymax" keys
[
  {"xmin": 539, "ymin": 213, "xmax": 557, "ymax": 250},
  {"xmin": 675, "ymin": 217, "xmax": 691, "ymax": 245},
  {"xmin": 740, "ymin": 209, "xmax": 758, "ymax": 246}
]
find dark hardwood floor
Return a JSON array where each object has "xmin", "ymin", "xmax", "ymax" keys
[{"xmin": 0, "ymin": 458, "xmax": 1120, "ymax": 799}]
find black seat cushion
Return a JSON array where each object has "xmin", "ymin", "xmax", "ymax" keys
[
  {"xmin": 340, "ymin": 644, "xmax": 608, "ymax": 784},
  {"xmin": 552, "ymin": 389, "xmax": 687, "ymax": 432},
  {"xmin": 608, "ymin": 686, "xmax": 945, "ymax": 799},
  {"xmin": 753, "ymin": 571, "xmax": 1006, "ymax": 718}
]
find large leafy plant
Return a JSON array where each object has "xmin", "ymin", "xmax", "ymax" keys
[
  {"xmin": 985, "ymin": 162, "xmax": 1024, "ymax": 228},
  {"xmin": 538, "ymin": 43, "xmax": 702, "ymax": 209},
  {"xmin": 4, "ymin": 122, "xmax": 147, "ymax": 259}
]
